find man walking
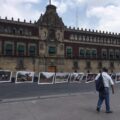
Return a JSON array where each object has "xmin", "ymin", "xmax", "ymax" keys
[{"xmin": 95, "ymin": 67, "xmax": 114, "ymax": 113}]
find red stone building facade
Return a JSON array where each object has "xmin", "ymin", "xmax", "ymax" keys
[{"xmin": 0, "ymin": 4, "xmax": 120, "ymax": 73}]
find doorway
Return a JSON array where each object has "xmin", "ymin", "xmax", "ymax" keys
[{"xmin": 48, "ymin": 66, "xmax": 56, "ymax": 72}]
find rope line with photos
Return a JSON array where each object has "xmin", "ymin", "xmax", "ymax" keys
[{"xmin": 0, "ymin": 70, "xmax": 119, "ymax": 84}]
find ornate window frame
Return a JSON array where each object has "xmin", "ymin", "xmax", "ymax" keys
[
  {"xmin": 4, "ymin": 41, "xmax": 14, "ymax": 56},
  {"xmin": 28, "ymin": 44, "xmax": 36, "ymax": 56},
  {"xmin": 17, "ymin": 43, "xmax": 26, "ymax": 56},
  {"xmin": 91, "ymin": 49, "xmax": 97, "ymax": 58},
  {"xmin": 66, "ymin": 46, "xmax": 72, "ymax": 57},
  {"xmin": 79, "ymin": 47, "xmax": 85, "ymax": 57}
]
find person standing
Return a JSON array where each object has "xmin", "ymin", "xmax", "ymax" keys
[{"xmin": 95, "ymin": 67, "xmax": 114, "ymax": 113}]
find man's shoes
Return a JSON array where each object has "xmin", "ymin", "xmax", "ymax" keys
[
  {"xmin": 106, "ymin": 111, "xmax": 113, "ymax": 113},
  {"xmin": 96, "ymin": 107, "xmax": 100, "ymax": 112}
]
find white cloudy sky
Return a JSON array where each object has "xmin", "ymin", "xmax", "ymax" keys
[{"xmin": 0, "ymin": 0, "xmax": 120, "ymax": 33}]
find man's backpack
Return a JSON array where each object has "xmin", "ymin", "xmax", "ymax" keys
[{"xmin": 96, "ymin": 73, "xmax": 104, "ymax": 92}]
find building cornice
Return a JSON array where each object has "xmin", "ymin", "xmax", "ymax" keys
[
  {"xmin": 64, "ymin": 40, "xmax": 120, "ymax": 48},
  {"xmin": 65, "ymin": 27, "xmax": 120, "ymax": 37},
  {"xmin": 0, "ymin": 34, "xmax": 39, "ymax": 40},
  {"xmin": 0, "ymin": 18, "xmax": 36, "ymax": 27}
]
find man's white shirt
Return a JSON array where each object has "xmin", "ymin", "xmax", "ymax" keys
[{"xmin": 95, "ymin": 72, "xmax": 114, "ymax": 88}]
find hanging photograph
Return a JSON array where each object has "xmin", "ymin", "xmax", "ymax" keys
[
  {"xmin": 55, "ymin": 72, "xmax": 70, "ymax": 83},
  {"xmin": 38, "ymin": 72, "xmax": 55, "ymax": 84},
  {"xmin": 16, "ymin": 71, "xmax": 34, "ymax": 83},
  {"xmin": 0, "ymin": 70, "xmax": 12, "ymax": 83},
  {"xmin": 85, "ymin": 73, "xmax": 97, "ymax": 83},
  {"xmin": 111, "ymin": 73, "xmax": 116, "ymax": 82},
  {"xmin": 82, "ymin": 74, "xmax": 87, "ymax": 81},
  {"xmin": 115, "ymin": 73, "xmax": 120, "ymax": 83},
  {"xmin": 70, "ymin": 73, "xmax": 84, "ymax": 83}
]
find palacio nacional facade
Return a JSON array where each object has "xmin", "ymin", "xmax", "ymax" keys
[{"xmin": 0, "ymin": 2, "xmax": 120, "ymax": 73}]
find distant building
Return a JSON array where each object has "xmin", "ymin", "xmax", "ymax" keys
[{"xmin": 0, "ymin": 3, "xmax": 120, "ymax": 73}]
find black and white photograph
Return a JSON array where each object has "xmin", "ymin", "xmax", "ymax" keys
[
  {"xmin": 16, "ymin": 71, "xmax": 34, "ymax": 83},
  {"xmin": 70, "ymin": 73, "xmax": 84, "ymax": 83},
  {"xmin": 85, "ymin": 73, "xmax": 97, "ymax": 83},
  {"xmin": 0, "ymin": 70, "xmax": 12, "ymax": 83},
  {"xmin": 38, "ymin": 72, "xmax": 55, "ymax": 84},
  {"xmin": 111, "ymin": 73, "xmax": 116, "ymax": 82},
  {"xmin": 115, "ymin": 73, "xmax": 120, "ymax": 83},
  {"xmin": 55, "ymin": 73, "xmax": 70, "ymax": 83}
]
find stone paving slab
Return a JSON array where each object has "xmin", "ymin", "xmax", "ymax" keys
[{"xmin": 0, "ymin": 90, "xmax": 120, "ymax": 120}]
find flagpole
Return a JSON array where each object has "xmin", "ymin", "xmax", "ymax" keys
[{"xmin": 49, "ymin": 0, "xmax": 51, "ymax": 5}]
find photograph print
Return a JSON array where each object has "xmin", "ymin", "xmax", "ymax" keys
[
  {"xmin": 16, "ymin": 71, "xmax": 34, "ymax": 83},
  {"xmin": 0, "ymin": 70, "xmax": 12, "ymax": 83},
  {"xmin": 70, "ymin": 73, "xmax": 84, "ymax": 83},
  {"xmin": 111, "ymin": 73, "xmax": 116, "ymax": 82},
  {"xmin": 55, "ymin": 72, "xmax": 70, "ymax": 83},
  {"xmin": 38, "ymin": 72, "xmax": 55, "ymax": 84},
  {"xmin": 115, "ymin": 73, "xmax": 120, "ymax": 83},
  {"xmin": 85, "ymin": 73, "xmax": 97, "ymax": 83}
]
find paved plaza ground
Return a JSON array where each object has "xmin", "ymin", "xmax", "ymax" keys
[{"xmin": 0, "ymin": 87, "xmax": 120, "ymax": 120}]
